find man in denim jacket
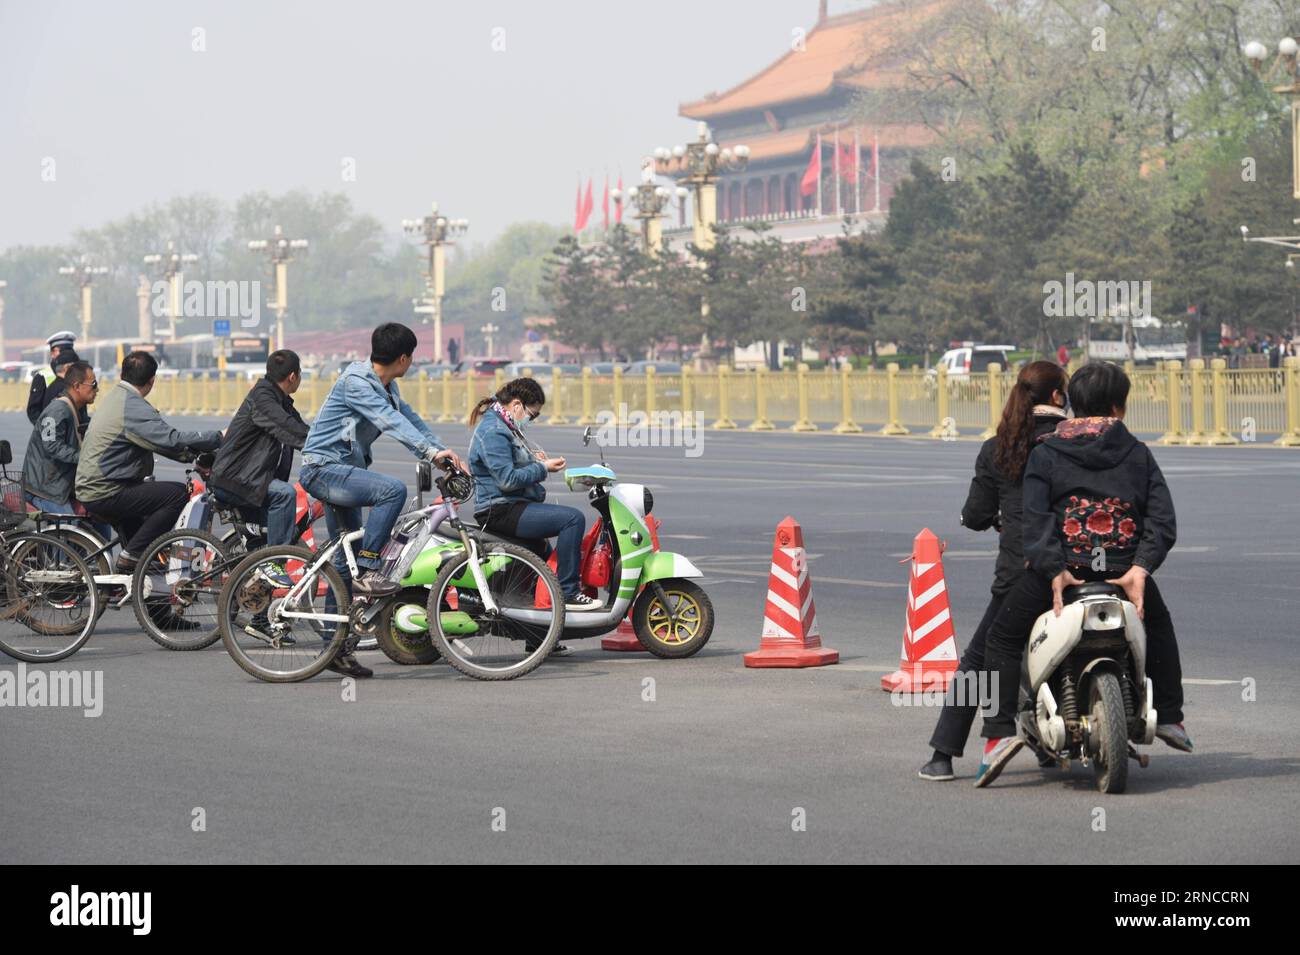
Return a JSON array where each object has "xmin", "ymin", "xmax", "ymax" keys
[{"xmin": 300, "ymin": 324, "xmax": 464, "ymax": 627}]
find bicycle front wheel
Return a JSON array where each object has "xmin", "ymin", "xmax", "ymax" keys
[
  {"xmin": 427, "ymin": 540, "xmax": 564, "ymax": 680},
  {"xmin": 219, "ymin": 545, "xmax": 349, "ymax": 683},
  {"xmin": 0, "ymin": 532, "xmax": 100, "ymax": 662},
  {"xmin": 133, "ymin": 528, "xmax": 232, "ymax": 651}
]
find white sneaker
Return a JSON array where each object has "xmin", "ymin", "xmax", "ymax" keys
[{"xmin": 565, "ymin": 593, "xmax": 602, "ymax": 612}]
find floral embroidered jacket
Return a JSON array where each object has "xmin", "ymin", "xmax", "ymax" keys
[{"xmin": 1022, "ymin": 417, "xmax": 1176, "ymax": 578}]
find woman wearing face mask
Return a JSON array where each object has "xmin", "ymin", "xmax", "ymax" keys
[
  {"xmin": 468, "ymin": 378, "xmax": 601, "ymax": 612},
  {"xmin": 918, "ymin": 360, "xmax": 1070, "ymax": 782}
]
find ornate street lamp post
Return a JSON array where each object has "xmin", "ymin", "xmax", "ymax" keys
[
  {"xmin": 247, "ymin": 225, "xmax": 309, "ymax": 351},
  {"xmin": 611, "ymin": 165, "xmax": 685, "ymax": 255},
  {"xmin": 58, "ymin": 257, "xmax": 111, "ymax": 344},
  {"xmin": 1241, "ymin": 37, "xmax": 1300, "ymax": 253},
  {"xmin": 143, "ymin": 241, "xmax": 198, "ymax": 342},
  {"xmin": 403, "ymin": 202, "xmax": 468, "ymax": 362}
]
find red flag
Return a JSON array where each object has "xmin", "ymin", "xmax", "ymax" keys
[
  {"xmin": 616, "ymin": 174, "xmax": 624, "ymax": 223},
  {"xmin": 602, "ymin": 175, "xmax": 610, "ymax": 231},
  {"xmin": 800, "ymin": 139, "xmax": 821, "ymax": 197},
  {"xmin": 576, "ymin": 178, "xmax": 594, "ymax": 231},
  {"xmin": 838, "ymin": 142, "xmax": 857, "ymax": 182}
]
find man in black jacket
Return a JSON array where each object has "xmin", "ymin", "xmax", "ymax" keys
[
  {"xmin": 209, "ymin": 350, "xmax": 309, "ymax": 554},
  {"xmin": 29, "ymin": 347, "xmax": 91, "ymax": 435},
  {"xmin": 974, "ymin": 362, "xmax": 1190, "ymax": 788}
]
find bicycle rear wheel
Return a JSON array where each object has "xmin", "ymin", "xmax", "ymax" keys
[
  {"xmin": 133, "ymin": 528, "xmax": 231, "ymax": 650},
  {"xmin": 219, "ymin": 545, "xmax": 349, "ymax": 682},
  {"xmin": 0, "ymin": 533, "xmax": 99, "ymax": 662},
  {"xmin": 427, "ymin": 540, "xmax": 564, "ymax": 680}
]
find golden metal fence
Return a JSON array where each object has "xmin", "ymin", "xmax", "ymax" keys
[{"xmin": 2, "ymin": 359, "xmax": 1296, "ymax": 446}]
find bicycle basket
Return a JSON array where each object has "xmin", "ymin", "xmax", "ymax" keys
[{"xmin": 0, "ymin": 479, "xmax": 26, "ymax": 529}]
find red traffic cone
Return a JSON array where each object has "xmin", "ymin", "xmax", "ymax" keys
[
  {"xmin": 744, "ymin": 517, "xmax": 838, "ymax": 668},
  {"xmin": 881, "ymin": 528, "xmax": 958, "ymax": 692},
  {"xmin": 601, "ymin": 613, "xmax": 642, "ymax": 652}
]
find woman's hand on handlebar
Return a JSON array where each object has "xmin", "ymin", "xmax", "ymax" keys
[{"xmin": 544, "ymin": 456, "xmax": 566, "ymax": 473}]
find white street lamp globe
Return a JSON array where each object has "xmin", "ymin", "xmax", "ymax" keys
[
  {"xmin": 1280, "ymin": 36, "xmax": 1298, "ymax": 57},
  {"xmin": 705, "ymin": 142, "xmax": 719, "ymax": 156},
  {"xmin": 720, "ymin": 148, "xmax": 733, "ymax": 162},
  {"xmin": 1244, "ymin": 40, "xmax": 1268, "ymax": 61},
  {"xmin": 675, "ymin": 187, "xmax": 688, "ymax": 199},
  {"xmin": 672, "ymin": 144, "xmax": 686, "ymax": 158},
  {"xmin": 735, "ymin": 144, "xmax": 750, "ymax": 159}
]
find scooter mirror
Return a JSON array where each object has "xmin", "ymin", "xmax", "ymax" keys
[
  {"xmin": 582, "ymin": 427, "xmax": 593, "ymax": 447},
  {"xmin": 0, "ymin": 440, "xmax": 11, "ymax": 466}
]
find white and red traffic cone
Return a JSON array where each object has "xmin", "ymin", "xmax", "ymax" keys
[
  {"xmin": 881, "ymin": 528, "xmax": 958, "ymax": 692},
  {"xmin": 744, "ymin": 516, "xmax": 838, "ymax": 668}
]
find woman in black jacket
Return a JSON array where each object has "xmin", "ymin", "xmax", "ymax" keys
[{"xmin": 918, "ymin": 360, "xmax": 1069, "ymax": 781}]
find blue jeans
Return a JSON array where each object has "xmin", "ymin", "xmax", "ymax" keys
[
  {"xmin": 214, "ymin": 481, "xmax": 298, "ymax": 547},
  {"xmin": 299, "ymin": 463, "xmax": 407, "ymax": 575},
  {"xmin": 25, "ymin": 492, "xmax": 112, "ymax": 544},
  {"xmin": 513, "ymin": 502, "xmax": 585, "ymax": 599}
]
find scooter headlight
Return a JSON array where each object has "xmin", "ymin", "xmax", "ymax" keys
[{"xmin": 643, "ymin": 489, "xmax": 654, "ymax": 515}]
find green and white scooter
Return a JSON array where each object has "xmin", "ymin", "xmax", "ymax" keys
[{"xmin": 370, "ymin": 427, "xmax": 714, "ymax": 665}]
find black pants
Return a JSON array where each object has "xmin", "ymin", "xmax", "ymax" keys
[
  {"xmin": 929, "ymin": 591, "xmax": 1004, "ymax": 758},
  {"xmin": 980, "ymin": 566, "xmax": 1184, "ymax": 738},
  {"xmin": 85, "ymin": 481, "xmax": 189, "ymax": 556}
]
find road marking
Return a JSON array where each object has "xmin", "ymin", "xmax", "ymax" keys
[
  {"xmin": 692, "ymin": 566, "xmax": 904, "ymax": 588},
  {"xmin": 661, "ymin": 534, "xmax": 708, "ymax": 539}
]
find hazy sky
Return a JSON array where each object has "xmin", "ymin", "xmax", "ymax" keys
[{"xmin": 0, "ymin": 0, "xmax": 877, "ymax": 253}]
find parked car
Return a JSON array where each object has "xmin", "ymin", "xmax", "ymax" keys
[
  {"xmin": 625, "ymin": 360, "xmax": 682, "ymax": 375},
  {"xmin": 503, "ymin": 362, "xmax": 557, "ymax": 378},
  {"xmin": 928, "ymin": 345, "xmax": 1013, "ymax": 380},
  {"xmin": 413, "ymin": 362, "xmax": 462, "ymax": 378},
  {"xmin": 584, "ymin": 362, "xmax": 629, "ymax": 376},
  {"xmin": 470, "ymin": 358, "xmax": 512, "ymax": 376}
]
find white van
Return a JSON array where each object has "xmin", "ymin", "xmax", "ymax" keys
[{"xmin": 931, "ymin": 345, "xmax": 1013, "ymax": 379}]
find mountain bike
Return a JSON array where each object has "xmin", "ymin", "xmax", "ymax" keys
[{"xmin": 216, "ymin": 461, "xmax": 564, "ymax": 682}]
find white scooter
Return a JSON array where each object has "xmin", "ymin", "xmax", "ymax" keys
[{"xmin": 1019, "ymin": 581, "xmax": 1157, "ymax": 793}]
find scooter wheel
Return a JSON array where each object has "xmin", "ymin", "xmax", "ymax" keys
[
  {"xmin": 1090, "ymin": 671, "xmax": 1130, "ymax": 794},
  {"xmin": 632, "ymin": 578, "xmax": 713, "ymax": 658},
  {"xmin": 374, "ymin": 587, "xmax": 441, "ymax": 665}
]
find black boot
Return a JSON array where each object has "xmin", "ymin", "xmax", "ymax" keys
[
  {"xmin": 145, "ymin": 598, "xmax": 202, "ymax": 631},
  {"xmin": 918, "ymin": 749, "xmax": 956, "ymax": 781},
  {"xmin": 326, "ymin": 651, "xmax": 373, "ymax": 678}
]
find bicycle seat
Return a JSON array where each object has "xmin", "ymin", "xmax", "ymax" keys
[{"xmin": 1062, "ymin": 582, "xmax": 1125, "ymax": 603}]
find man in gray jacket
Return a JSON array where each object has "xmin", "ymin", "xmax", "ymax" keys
[
  {"xmin": 75, "ymin": 351, "xmax": 223, "ymax": 574},
  {"xmin": 24, "ymin": 361, "xmax": 99, "ymax": 514}
]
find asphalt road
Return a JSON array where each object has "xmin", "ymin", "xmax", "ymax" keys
[{"xmin": 2, "ymin": 412, "xmax": 1298, "ymax": 864}]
